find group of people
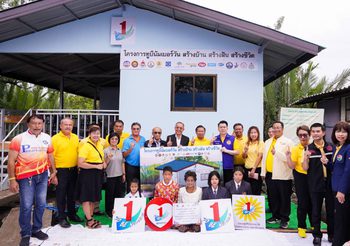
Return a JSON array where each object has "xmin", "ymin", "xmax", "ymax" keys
[{"xmin": 7, "ymin": 115, "xmax": 350, "ymax": 246}]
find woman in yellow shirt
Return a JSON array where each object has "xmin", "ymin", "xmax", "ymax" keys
[
  {"xmin": 242, "ymin": 126, "xmax": 264, "ymax": 195},
  {"xmin": 76, "ymin": 126, "xmax": 106, "ymax": 229}
]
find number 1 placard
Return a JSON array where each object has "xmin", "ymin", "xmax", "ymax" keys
[
  {"xmin": 199, "ymin": 199, "xmax": 234, "ymax": 233},
  {"xmin": 111, "ymin": 198, "xmax": 146, "ymax": 233}
]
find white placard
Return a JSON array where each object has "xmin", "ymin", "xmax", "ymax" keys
[
  {"xmin": 110, "ymin": 17, "xmax": 135, "ymax": 45},
  {"xmin": 199, "ymin": 199, "xmax": 234, "ymax": 233},
  {"xmin": 111, "ymin": 198, "xmax": 146, "ymax": 233},
  {"xmin": 280, "ymin": 107, "xmax": 324, "ymax": 144},
  {"xmin": 232, "ymin": 195, "xmax": 266, "ymax": 230},
  {"xmin": 173, "ymin": 203, "xmax": 201, "ymax": 225}
]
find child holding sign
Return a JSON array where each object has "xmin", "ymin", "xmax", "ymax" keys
[
  {"xmin": 154, "ymin": 166, "xmax": 179, "ymax": 203},
  {"xmin": 125, "ymin": 178, "xmax": 144, "ymax": 198}
]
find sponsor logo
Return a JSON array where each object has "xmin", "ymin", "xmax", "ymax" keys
[
  {"xmin": 198, "ymin": 62, "xmax": 206, "ymax": 67},
  {"xmin": 176, "ymin": 61, "xmax": 182, "ymax": 66},
  {"xmin": 208, "ymin": 63, "xmax": 216, "ymax": 67},
  {"xmin": 165, "ymin": 61, "xmax": 172, "ymax": 67},
  {"xmin": 123, "ymin": 61, "xmax": 130, "ymax": 67},
  {"xmin": 42, "ymin": 140, "xmax": 48, "ymax": 145},
  {"xmin": 186, "ymin": 63, "xmax": 197, "ymax": 68},
  {"xmin": 140, "ymin": 60, "xmax": 146, "ymax": 68},
  {"xmin": 156, "ymin": 61, "xmax": 162, "ymax": 67},
  {"xmin": 226, "ymin": 62, "xmax": 233, "ymax": 69},
  {"xmin": 218, "ymin": 63, "xmax": 225, "ymax": 67},
  {"xmin": 248, "ymin": 62, "xmax": 255, "ymax": 69},
  {"xmin": 147, "ymin": 61, "xmax": 155, "ymax": 68},
  {"xmin": 240, "ymin": 62, "xmax": 247, "ymax": 69},
  {"xmin": 131, "ymin": 61, "xmax": 138, "ymax": 68}
]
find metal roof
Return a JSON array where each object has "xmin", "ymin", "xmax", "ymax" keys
[
  {"xmin": 293, "ymin": 86, "xmax": 350, "ymax": 105},
  {"xmin": 155, "ymin": 160, "xmax": 218, "ymax": 172},
  {"xmin": 0, "ymin": 0, "xmax": 324, "ymax": 98}
]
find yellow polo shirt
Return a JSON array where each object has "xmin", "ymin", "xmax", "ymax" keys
[
  {"xmin": 52, "ymin": 131, "xmax": 79, "ymax": 168},
  {"xmin": 266, "ymin": 138, "xmax": 277, "ymax": 173},
  {"xmin": 105, "ymin": 132, "xmax": 130, "ymax": 149},
  {"xmin": 291, "ymin": 143, "xmax": 307, "ymax": 174},
  {"xmin": 234, "ymin": 135, "xmax": 248, "ymax": 165},
  {"xmin": 189, "ymin": 137, "xmax": 211, "ymax": 146},
  {"xmin": 244, "ymin": 141, "xmax": 264, "ymax": 169},
  {"xmin": 79, "ymin": 139, "xmax": 104, "ymax": 163}
]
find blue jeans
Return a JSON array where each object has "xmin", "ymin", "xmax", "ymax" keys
[{"xmin": 18, "ymin": 171, "xmax": 48, "ymax": 238}]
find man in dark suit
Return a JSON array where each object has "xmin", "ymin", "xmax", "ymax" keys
[
  {"xmin": 167, "ymin": 122, "xmax": 189, "ymax": 147},
  {"xmin": 225, "ymin": 167, "xmax": 252, "ymax": 195},
  {"xmin": 144, "ymin": 127, "xmax": 167, "ymax": 147}
]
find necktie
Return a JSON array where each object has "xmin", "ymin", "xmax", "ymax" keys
[
  {"xmin": 237, "ymin": 184, "xmax": 240, "ymax": 190},
  {"xmin": 314, "ymin": 141, "xmax": 327, "ymax": 178},
  {"xmin": 214, "ymin": 190, "xmax": 217, "ymax": 196}
]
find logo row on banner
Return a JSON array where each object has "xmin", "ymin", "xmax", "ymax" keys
[{"xmin": 112, "ymin": 195, "xmax": 266, "ymax": 233}]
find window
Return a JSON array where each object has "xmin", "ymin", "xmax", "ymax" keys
[
  {"xmin": 171, "ymin": 74, "xmax": 217, "ymax": 111},
  {"xmin": 346, "ymin": 97, "xmax": 350, "ymax": 122}
]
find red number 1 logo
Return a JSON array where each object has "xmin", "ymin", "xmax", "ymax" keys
[
  {"xmin": 120, "ymin": 21, "xmax": 126, "ymax": 35},
  {"xmin": 124, "ymin": 201, "xmax": 133, "ymax": 221},
  {"xmin": 246, "ymin": 202, "xmax": 251, "ymax": 211},
  {"xmin": 210, "ymin": 202, "xmax": 220, "ymax": 221},
  {"xmin": 158, "ymin": 207, "xmax": 163, "ymax": 217}
]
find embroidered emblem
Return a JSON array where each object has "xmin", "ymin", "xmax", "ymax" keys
[
  {"xmin": 226, "ymin": 140, "xmax": 231, "ymax": 145},
  {"xmin": 337, "ymin": 155, "xmax": 343, "ymax": 162}
]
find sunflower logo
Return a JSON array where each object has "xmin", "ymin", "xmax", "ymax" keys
[{"xmin": 233, "ymin": 196, "xmax": 263, "ymax": 222}]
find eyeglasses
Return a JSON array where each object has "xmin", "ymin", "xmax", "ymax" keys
[
  {"xmin": 298, "ymin": 134, "xmax": 309, "ymax": 138},
  {"xmin": 153, "ymin": 132, "xmax": 161, "ymax": 134}
]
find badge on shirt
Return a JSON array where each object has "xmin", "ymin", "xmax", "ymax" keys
[
  {"xmin": 337, "ymin": 155, "xmax": 343, "ymax": 162},
  {"xmin": 226, "ymin": 140, "xmax": 231, "ymax": 145},
  {"xmin": 326, "ymin": 146, "xmax": 333, "ymax": 151}
]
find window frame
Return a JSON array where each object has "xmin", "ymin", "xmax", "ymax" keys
[
  {"xmin": 171, "ymin": 74, "xmax": 217, "ymax": 112},
  {"xmin": 345, "ymin": 97, "xmax": 350, "ymax": 122}
]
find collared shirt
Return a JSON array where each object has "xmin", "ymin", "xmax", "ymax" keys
[
  {"xmin": 291, "ymin": 143, "xmax": 307, "ymax": 174},
  {"xmin": 235, "ymin": 181, "xmax": 241, "ymax": 190},
  {"xmin": 307, "ymin": 141, "xmax": 333, "ymax": 192},
  {"xmin": 9, "ymin": 130, "xmax": 54, "ymax": 180},
  {"xmin": 78, "ymin": 138, "xmax": 104, "ymax": 163},
  {"xmin": 244, "ymin": 141, "xmax": 264, "ymax": 169},
  {"xmin": 52, "ymin": 131, "xmax": 79, "ymax": 168},
  {"xmin": 234, "ymin": 135, "xmax": 248, "ymax": 165},
  {"xmin": 189, "ymin": 137, "xmax": 211, "ymax": 146},
  {"xmin": 212, "ymin": 186, "xmax": 218, "ymax": 195},
  {"xmin": 213, "ymin": 134, "xmax": 235, "ymax": 169},
  {"xmin": 265, "ymin": 138, "xmax": 277, "ymax": 172},
  {"xmin": 105, "ymin": 132, "xmax": 130, "ymax": 149},
  {"xmin": 176, "ymin": 135, "xmax": 181, "ymax": 146},
  {"xmin": 122, "ymin": 135, "xmax": 146, "ymax": 166}
]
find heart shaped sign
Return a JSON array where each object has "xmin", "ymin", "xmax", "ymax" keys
[{"xmin": 145, "ymin": 197, "xmax": 173, "ymax": 231}]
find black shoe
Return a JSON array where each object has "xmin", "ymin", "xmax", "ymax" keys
[
  {"xmin": 68, "ymin": 214, "xmax": 83, "ymax": 222},
  {"xmin": 266, "ymin": 217, "xmax": 281, "ymax": 224},
  {"xmin": 327, "ymin": 235, "xmax": 333, "ymax": 243},
  {"xmin": 312, "ymin": 237, "xmax": 322, "ymax": 246},
  {"xmin": 59, "ymin": 218, "xmax": 71, "ymax": 228},
  {"xmin": 265, "ymin": 208, "xmax": 271, "ymax": 213},
  {"xmin": 280, "ymin": 221, "xmax": 289, "ymax": 229},
  {"xmin": 19, "ymin": 237, "xmax": 30, "ymax": 246},
  {"xmin": 31, "ymin": 230, "xmax": 48, "ymax": 240}
]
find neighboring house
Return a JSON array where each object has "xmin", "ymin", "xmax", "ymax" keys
[
  {"xmin": 293, "ymin": 86, "xmax": 350, "ymax": 141},
  {"xmin": 155, "ymin": 160, "xmax": 219, "ymax": 187}
]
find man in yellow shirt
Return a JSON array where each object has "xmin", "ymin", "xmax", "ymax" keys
[
  {"xmin": 52, "ymin": 118, "xmax": 82, "ymax": 228},
  {"xmin": 106, "ymin": 120, "xmax": 130, "ymax": 149},
  {"xmin": 233, "ymin": 123, "xmax": 248, "ymax": 166},
  {"xmin": 189, "ymin": 125, "xmax": 211, "ymax": 146}
]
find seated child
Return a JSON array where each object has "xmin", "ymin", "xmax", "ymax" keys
[
  {"xmin": 154, "ymin": 166, "xmax": 179, "ymax": 203},
  {"xmin": 125, "ymin": 178, "xmax": 144, "ymax": 198},
  {"xmin": 202, "ymin": 170, "xmax": 230, "ymax": 200},
  {"xmin": 225, "ymin": 166, "xmax": 252, "ymax": 195}
]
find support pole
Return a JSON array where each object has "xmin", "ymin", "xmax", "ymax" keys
[{"xmin": 60, "ymin": 77, "xmax": 64, "ymax": 109}]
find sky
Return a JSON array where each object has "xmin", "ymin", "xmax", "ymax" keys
[{"xmin": 186, "ymin": 0, "xmax": 350, "ymax": 81}]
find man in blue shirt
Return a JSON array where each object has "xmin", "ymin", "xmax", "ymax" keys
[
  {"xmin": 212, "ymin": 120, "xmax": 239, "ymax": 184},
  {"xmin": 122, "ymin": 122, "xmax": 146, "ymax": 192}
]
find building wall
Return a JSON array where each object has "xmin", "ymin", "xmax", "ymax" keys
[
  {"xmin": 318, "ymin": 98, "xmax": 340, "ymax": 141},
  {"xmin": 119, "ymin": 6, "xmax": 264, "ymax": 137}
]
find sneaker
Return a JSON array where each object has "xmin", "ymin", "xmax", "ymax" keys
[
  {"xmin": 298, "ymin": 228, "xmax": 306, "ymax": 238},
  {"xmin": 31, "ymin": 230, "xmax": 48, "ymax": 240},
  {"xmin": 59, "ymin": 218, "xmax": 71, "ymax": 228},
  {"xmin": 312, "ymin": 237, "xmax": 322, "ymax": 246},
  {"xmin": 19, "ymin": 237, "xmax": 30, "ymax": 246},
  {"xmin": 280, "ymin": 221, "xmax": 289, "ymax": 229},
  {"xmin": 266, "ymin": 217, "xmax": 280, "ymax": 224}
]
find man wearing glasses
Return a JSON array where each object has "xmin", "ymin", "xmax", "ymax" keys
[
  {"xmin": 122, "ymin": 122, "xmax": 146, "ymax": 192},
  {"xmin": 166, "ymin": 122, "xmax": 190, "ymax": 147},
  {"xmin": 145, "ymin": 127, "xmax": 167, "ymax": 147}
]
